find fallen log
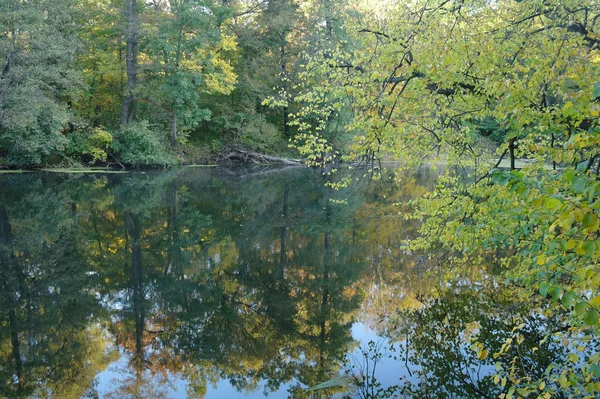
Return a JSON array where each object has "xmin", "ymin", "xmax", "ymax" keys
[{"xmin": 217, "ymin": 148, "xmax": 303, "ymax": 166}]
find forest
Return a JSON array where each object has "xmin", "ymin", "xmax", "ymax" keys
[
  {"xmin": 1, "ymin": 0, "xmax": 600, "ymax": 398},
  {"xmin": 0, "ymin": 0, "xmax": 357, "ymax": 168},
  {"xmin": 1, "ymin": 0, "xmax": 598, "ymax": 169}
]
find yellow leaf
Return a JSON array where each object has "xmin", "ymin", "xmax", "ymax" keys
[
  {"xmin": 537, "ymin": 255, "xmax": 547, "ymax": 265},
  {"xmin": 478, "ymin": 349, "xmax": 489, "ymax": 360}
]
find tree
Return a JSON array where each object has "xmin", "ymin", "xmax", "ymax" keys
[
  {"xmin": 145, "ymin": 0, "xmax": 236, "ymax": 145},
  {"xmin": 72, "ymin": 0, "xmax": 124, "ymax": 129},
  {"xmin": 120, "ymin": 0, "xmax": 140, "ymax": 126},
  {"xmin": 288, "ymin": 0, "xmax": 600, "ymax": 396},
  {"xmin": 0, "ymin": 0, "xmax": 79, "ymax": 166}
]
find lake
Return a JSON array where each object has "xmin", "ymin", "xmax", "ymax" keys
[{"xmin": 0, "ymin": 166, "xmax": 567, "ymax": 398}]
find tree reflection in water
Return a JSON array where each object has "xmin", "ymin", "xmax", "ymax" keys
[{"xmin": 1, "ymin": 166, "xmax": 570, "ymax": 399}]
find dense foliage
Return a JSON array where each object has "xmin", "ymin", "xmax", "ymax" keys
[
  {"xmin": 0, "ymin": 0, "xmax": 344, "ymax": 167},
  {"xmin": 285, "ymin": 0, "xmax": 600, "ymax": 398}
]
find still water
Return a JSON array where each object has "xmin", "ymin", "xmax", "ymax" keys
[{"xmin": 0, "ymin": 166, "xmax": 566, "ymax": 398}]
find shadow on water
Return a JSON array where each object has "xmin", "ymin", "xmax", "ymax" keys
[{"xmin": 0, "ymin": 166, "xmax": 572, "ymax": 398}]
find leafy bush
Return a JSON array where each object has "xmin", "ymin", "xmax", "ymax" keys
[
  {"xmin": 66, "ymin": 126, "xmax": 113, "ymax": 163},
  {"xmin": 112, "ymin": 121, "xmax": 175, "ymax": 167},
  {"xmin": 239, "ymin": 114, "xmax": 285, "ymax": 153},
  {"xmin": 0, "ymin": 93, "xmax": 70, "ymax": 167}
]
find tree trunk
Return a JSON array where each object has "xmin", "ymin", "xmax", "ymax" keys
[
  {"xmin": 120, "ymin": 0, "xmax": 139, "ymax": 127},
  {"xmin": 170, "ymin": 110, "xmax": 177, "ymax": 146},
  {"xmin": 281, "ymin": 44, "xmax": 290, "ymax": 138},
  {"xmin": 283, "ymin": 104, "xmax": 290, "ymax": 138},
  {"xmin": 2, "ymin": 52, "xmax": 13, "ymax": 76},
  {"xmin": 509, "ymin": 138, "xmax": 516, "ymax": 170},
  {"xmin": 168, "ymin": 22, "xmax": 184, "ymax": 147},
  {"xmin": 551, "ymin": 133, "xmax": 556, "ymax": 170}
]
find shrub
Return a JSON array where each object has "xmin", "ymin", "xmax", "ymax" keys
[
  {"xmin": 66, "ymin": 126, "xmax": 113, "ymax": 163},
  {"xmin": 0, "ymin": 94, "xmax": 70, "ymax": 167},
  {"xmin": 112, "ymin": 121, "xmax": 175, "ymax": 167},
  {"xmin": 239, "ymin": 114, "xmax": 284, "ymax": 153}
]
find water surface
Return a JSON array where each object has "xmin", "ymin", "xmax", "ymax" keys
[{"xmin": 0, "ymin": 166, "xmax": 566, "ymax": 398}]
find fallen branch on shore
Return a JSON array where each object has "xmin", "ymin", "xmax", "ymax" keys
[{"xmin": 217, "ymin": 148, "xmax": 304, "ymax": 165}]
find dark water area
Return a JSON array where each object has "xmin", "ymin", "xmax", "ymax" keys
[{"xmin": 0, "ymin": 166, "xmax": 567, "ymax": 398}]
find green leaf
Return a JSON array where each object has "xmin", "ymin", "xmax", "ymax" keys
[
  {"xmin": 491, "ymin": 170, "xmax": 510, "ymax": 185},
  {"xmin": 593, "ymin": 81, "xmax": 600, "ymax": 100},
  {"xmin": 562, "ymin": 291, "xmax": 574, "ymax": 308},
  {"xmin": 551, "ymin": 286, "xmax": 562, "ymax": 302},
  {"xmin": 582, "ymin": 241, "xmax": 596, "ymax": 257},
  {"xmin": 573, "ymin": 176, "xmax": 587, "ymax": 193},
  {"xmin": 575, "ymin": 301, "xmax": 587, "ymax": 315},
  {"xmin": 545, "ymin": 198, "xmax": 560, "ymax": 210},
  {"xmin": 568, "ymin": 353, "xmax": 579, "ymax": 363},
  {"xmin": 584, "ymin": 309, "xmax": 599, "ymax": 326},
  {"xmin": 539, "ymin": 283, "xmax": 549, "ymax": 297},
  {"xmin": 559, "ymin": 374, "xmax": 569, "ymax": 387},
  {"xmin": 582, "ymin": 213, "xmax": 597, "ymax": 228},
  {"xmin": 564, "ymin": 169, "xmax": 575, "ymax": 183}
]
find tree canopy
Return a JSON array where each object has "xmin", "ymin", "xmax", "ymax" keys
[
  {"xmin": 284, "ymin": 1, "xmax": 600, "ymax": 397},
  {"xmin": 0, "ymin": 0, "xmax": 341, "ymax": 167}
]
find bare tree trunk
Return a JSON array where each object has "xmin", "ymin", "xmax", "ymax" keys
[
  {"xmin": 551, "ymin": 133, "xmax": 556, "ymax": 170},
  {"xmin": 509, "ymin": 138, "xmax": 516, "ymax": 170},
  {"xmin": 281, "ymin": 44, "xmax": 290, "ymax": 138},
  {"xmin": 120, "ymin": 0, "xmax": 139, "ymax": 127}
]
